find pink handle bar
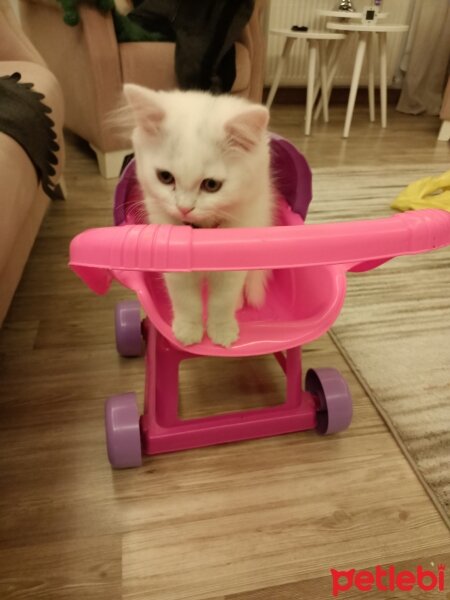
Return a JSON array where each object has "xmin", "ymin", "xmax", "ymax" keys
[{"xmin": 70, "ymin": 209, "xmax": 450, "ymax": 275}]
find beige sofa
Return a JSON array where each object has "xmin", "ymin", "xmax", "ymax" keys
[
  {"xmin": 438, "ymin": 76, "xmax": 450, "ymax": 141},
  {"xmin": 20, "ymin": 0, "xmax": 267, "ymax": 178},
  {"xmin": 0, "ymin": 2, "xmax": 65, "ymax": 326}
]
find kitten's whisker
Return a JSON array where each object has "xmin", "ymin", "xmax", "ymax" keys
[
  {"xmin": 123, "ymin": 201, "xmax": 148, "ymax": 214},
  {"xmin": 121, "ymin": 200, "xmax": 149, "ymax": 223},
  {"xmin": 123, "ymin": 202, "xmax": 143, "ymax": 211}
]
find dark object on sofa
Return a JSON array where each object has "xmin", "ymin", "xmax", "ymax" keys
[
  {"xmin": 56, "ymin": 0, "xmax": 113, "ymax": 25},
  {"xmin": 56, "ymin": 0, "xmax": 168, "ymax": 42},
  {"xmin": 128, "ymin": 0, "xmax": 255, "ymax": 93},
  {"xmin": 0, "ymin": 72, "xmax": 59, "ymax": 199}
]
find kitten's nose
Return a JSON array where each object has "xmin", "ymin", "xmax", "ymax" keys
[{"xmin": 178, "ymin": 206, "xmax": 194, "ymax": 216}]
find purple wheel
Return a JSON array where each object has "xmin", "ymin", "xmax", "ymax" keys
[
  {"xmin": 115, "ymin": 300, "xmax": 143, "ymax": 357},
  {"xmin": 105, "ymin": 393, "xmax": 142, "ymax": 468},
  {"xmin": 305, "ymin": 368, "xmax": 352, "ymax": 435}
]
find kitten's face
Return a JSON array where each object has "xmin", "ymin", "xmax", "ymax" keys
[
  {"xmin": 123, "ymin": 86, "xmax": 270, "ymax": 227},
  {"xmin": 134, "ymin": 128, "xmax": 246, "ymax": 227}
]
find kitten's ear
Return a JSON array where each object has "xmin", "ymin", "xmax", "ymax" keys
[
  {"xmin": 225, "ymin": 106, "xmax": 269, "ymax": 152},
  {"xmin": 123, "ymin": 84, "xmax": 165, "ymax": 136}
]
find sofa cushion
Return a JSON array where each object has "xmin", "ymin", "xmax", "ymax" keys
[
  {"xmin": 0, "ymin": 133, "xmax": 40, "ymax": 275},
  {"xmin": 0, "ymin": 183, "xmax": 49, "ymax": 325},
  {"xmin": 0, "ymin": 3, "xmax": 46, "ymax": 65}
]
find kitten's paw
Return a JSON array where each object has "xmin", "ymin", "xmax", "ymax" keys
[
  {"xmin": 236, "ymin": 290, "xmax": 245, "ymax": 311},
  {"xmin": 207, "ymin": 318, "xmax": 239, "ymax": 347},
  {"xmin": 245, "ymin": 270, "xmax": 268, "ymax": 308},
  {"xmin": 172, "ymin": 318, "xmax": 203, "ymax": 346}
]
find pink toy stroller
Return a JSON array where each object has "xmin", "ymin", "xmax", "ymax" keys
[{"xmin": 70, "ymin": 135, "xmax": 450, "ymax": 468}]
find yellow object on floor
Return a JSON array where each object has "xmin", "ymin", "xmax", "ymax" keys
[{"xmin": 391, "ymin": 170, "xmax": 450, "ymax": 212}]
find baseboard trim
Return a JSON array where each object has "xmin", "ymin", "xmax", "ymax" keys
[{"xmin": 263, "ymin": 86, "xmax": 401, "ymax": 106}]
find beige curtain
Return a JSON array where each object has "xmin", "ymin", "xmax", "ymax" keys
[{"xmin": 397, "ymin": 0, "xmax": 450, "ymax": 115}]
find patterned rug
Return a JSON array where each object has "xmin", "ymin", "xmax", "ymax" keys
[{"xmin": 308, "ymin": 164, "xmax": 450, "ymax": 528}]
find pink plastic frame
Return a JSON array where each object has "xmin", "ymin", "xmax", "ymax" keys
[
  {"xmin": 70, "ymin": 137, "xmax": 450, "ymax": 455},
  {"xmin": 140, "ymin": 320, "xmax": 316, "ymax": 455}
]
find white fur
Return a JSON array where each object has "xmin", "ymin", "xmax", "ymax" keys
[{"xmin": 123, "ymin": 85, "xmax": 274, "ymax": 346}]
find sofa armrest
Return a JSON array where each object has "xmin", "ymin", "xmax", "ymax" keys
[
  {"xmin": 239, "ymin": 0, "xmax": 268, "ymax": 102},
  {"xmin": 0, "ymin": 2, "xmax": 46, "ymax": 65},
  {"xmin": 77, "ymin": 5, "xmax": 124, "ymax": 122},
  {"xmin": 20, "ymin": 0, "xmax": 123, "ymax": 151}
]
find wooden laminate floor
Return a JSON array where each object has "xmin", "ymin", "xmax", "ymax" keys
[{"xmin": 0, "ymin": 106, "xmax": 449, "ymax": 599}]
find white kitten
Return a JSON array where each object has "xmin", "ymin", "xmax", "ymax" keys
[{"xmin": 123, "ymin": 85, "xmax": 274, "ymax": 347}]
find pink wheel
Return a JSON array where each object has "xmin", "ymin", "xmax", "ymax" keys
[
  {"xmin": 305, "ymin": 368, "xmax": 352, "ymax": 435},
  {"xmin": 105, "ymin": 393, "xmax": 142, "ymax": 468},
  {"xmin": 115, "ymin": 300, "xmax": 143, "ymax": 357}
]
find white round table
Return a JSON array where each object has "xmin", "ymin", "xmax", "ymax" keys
[
  {"xmin": 326, "ymin": 22, "xmax": 409, "ymax": 137},
  {"xmin": 267, "ymin": 29, "xmax": 347, "ymax": 135}
]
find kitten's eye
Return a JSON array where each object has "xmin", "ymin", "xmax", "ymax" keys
[
  {"xmin": 157, "ymin": 170, "xmax": 175, "ymax": 185},
  {"xmin": 201, "ymin": 178, "xmax": 222, "ymax": 193}
]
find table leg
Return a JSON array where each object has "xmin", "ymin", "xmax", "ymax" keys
[
  {"xmin": 438, "ymin": 120, "xmax": 450, "ymax": 142},
  {"xmin": 368, "ymin": 32, "xmax": 376, "ymax": 122},
  {"xmin": 266, "ymin": 37, "xmax": 296, "ymax": 109},
  {"xmin": 314, "ymin": 39, "xmax": 344, "ymax": 121},
  {"xmin": 343, "ymin": 32, "xmax": 368, "ymax": 138},
  {"xmin": 319, "ymin": 41, "xmax": 329, "ymax": 123},
  {"xmin": 305, "ymin": 39, "xmax": 318, "ymax": 136},
  {"xmin": 379, "ymin": 31, "xmax": 388, "ymax": 128}
]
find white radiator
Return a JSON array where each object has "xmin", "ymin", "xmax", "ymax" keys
[{"xmin": 265, "ymin": 0, "xmax": 413, "ymax": 86}]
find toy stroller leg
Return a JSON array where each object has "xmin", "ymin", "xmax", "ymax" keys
[
  {"xmin": 140, "ymin": 324, "xmax": 318, "ymax": 456},
  {"xmin": 273, "ymin": 347, "xmax": 302, "ymax": 408},
  {"xmin": 140, "ymin": 321, "xmax": 188, "ymax": 453}
]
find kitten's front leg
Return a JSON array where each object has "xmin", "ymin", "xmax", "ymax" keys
[
  {"xmin": 207, "ymin": 271, "xmax": 247, "ymax": 347},
  {"xmin": 165, "ymin": 272, "xmax": 204, "ymax": 345}
]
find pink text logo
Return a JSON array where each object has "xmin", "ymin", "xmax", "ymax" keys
[{"xmin": 331, "ymin": 564, "xmax": 446, "ymax": 597}]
